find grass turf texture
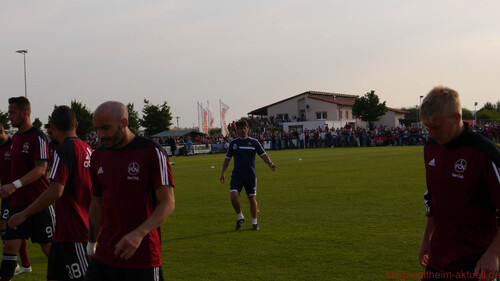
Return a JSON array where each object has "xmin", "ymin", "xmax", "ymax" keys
[{"xmin": 3, "ymin": 146, "xmax": 428, "ymax": 280}]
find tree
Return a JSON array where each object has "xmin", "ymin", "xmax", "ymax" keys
[
  {"xmin": 33, "ymin": 118, "xmax": 43, "ymax": 129},
  {"xmin": 481, "ymin": 102, "xmax": 495, "ymax": 111},
  {"xmin": 401, "ymin": 106, "xmax": 418, "ymax": 121},
  {"xmin": 140, "ymin": 99, "xmax": 173, "ymax": 136},
  {"xmin": 352, "ymin": 90, "xmax": 387, "ymax": 128},
  {"xmin": 0, "ymin": 110, "xmax": 10, "ymax": 130},
  {"xmin": 127, "ymin": 103, "xmax": 140, "ymax": 135},
  {"xmin": 461, "ymin": 108, "xmax": 474, "ymax": 120},
  {"xmin": 71, "ymin": 100, "xmax": 94, "ymax": 139}
]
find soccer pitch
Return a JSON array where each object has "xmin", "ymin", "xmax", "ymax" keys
[{"xmin": 7, "ymin": 146, "xmax": 428, "ymax": 280}]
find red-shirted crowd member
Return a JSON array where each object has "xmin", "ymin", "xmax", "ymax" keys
[
  {"xmin": 0, "ymin": 97, "xmax": 55, "ymax": 280},
  {"xmin": 8, "ymin": 105, "xmax": 93, "ymax": 280},
  {"xmin": 85, "ymin": 101, "xmax": 175, "ymax": 281},
  {"xmin": 0, "ymin": 123, "xmax": 31, "ymax": 276},
  {"xmin": 418, "ymin": 86, "xmax": 500, "ymax": 281}
]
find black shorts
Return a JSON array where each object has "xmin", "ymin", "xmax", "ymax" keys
[
  {"xmin": 230, "ymin": 175, "xmax": 257, "ymax": 196},
  {"xmin": 84, "ymin": 259, "xmax": 164, "ymax": 281},
  {"xmin": 1, "ymin": 198, "xmax": 12, "ymax": 221},
  {"xmin": 5, "ymin": 205, "xmax": 55, "ymax": 243},
  {"xmin": 47, "ymin": 241, "xmax": 89, "ymax": 281}
]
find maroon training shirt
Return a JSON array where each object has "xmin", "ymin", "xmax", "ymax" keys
[
  {"xmin": 49, "ymin": 137, "xmax": 93, "ymax": 242},
  {"xmin": 424, "ymin": 123, "xmax": 500, "ymax": 271},
  {"xmin": 10, "ymin": 127, "xmax": 50, "ymax": 206},
  {"xmin": 0, "ymin": 138, "xmax": 12, "ymax": 185},
  {"xmin": 90, "ymin": 136, "xmax": 174, "ymax": 269}
]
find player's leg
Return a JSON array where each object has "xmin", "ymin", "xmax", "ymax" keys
[
  {"xmin": 29, "ymin": 206, "xmax": 55, "ymax": 256},
  {"xmin": 244, "ymin": 176, "xmax": 259, "ymax": 230},
  {"xmin": 230, "ymin": 176, "xmax": 246, "ymax": 230},
  {"xmin": 16, "ymin": 239, "xmax": 31, "ymax": 273},
  {"xmin": 0, "ymin": 239, "xmax": 23, "ymax": 278}
]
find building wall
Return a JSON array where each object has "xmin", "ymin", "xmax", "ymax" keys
[
  {"xmin": 267, "ymin": 94, "xmax": 306, "ymax": 122},
  {"xmin": 373, "ymin": 111, "xmax": 405, "ymax": 127}
]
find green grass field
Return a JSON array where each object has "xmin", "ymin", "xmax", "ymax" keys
[{"xmin": 4, "ymin": 146, "xmax": 429, "ymax": 280}]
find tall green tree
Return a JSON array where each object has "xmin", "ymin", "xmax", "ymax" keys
[
  {"xmin": 71, "ymin": 100, "xmax": 94, "ymax": 139},
  {"xmin": 0, "ymin": 110, "xmax": 10, "ymax": 129},
  {"xmin": 33, "ymin": 117, "xmax": 43, "ymax": 129},
  {"xmin": 481, "ymin": 102, "xmax": 495, "ymax": 111},
  {"xmin": 461, "ymin": 108, "xmax": 474, "ymax": 120},
  {"xmin": 352, "ymin": 90, "xmax": 387, "ymax": 127},
  {"xmin": 140, "ymin": 99, "xmax": 173, "ymax": 136},
  {"xmin": 127, "ymin": 103, "xmax": 140, "ymax": 135}
]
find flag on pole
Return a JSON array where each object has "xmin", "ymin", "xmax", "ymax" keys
[
  {"xmin": 198, "ymin": 102, "xmax": 209, "ymax": 134},
  {"xmin": 220, "ymin": 100, "xmax": 230, "ymax": 136},
  {"xmin": 207, "ymin": 100, "xmax": 214, "ymax": 130}
]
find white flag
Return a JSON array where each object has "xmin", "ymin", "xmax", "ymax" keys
[
  {"xmin": 220, "ymin": 100, "xmax": 230, "ymax": 136},
  {"xmin": 207, "ymin": 100, "xmax": 214, "ymax": 130}
]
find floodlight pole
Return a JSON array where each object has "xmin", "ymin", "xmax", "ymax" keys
[
  {"xmin": 418, "ymin": 95, "xmax": 424, "ymax": 124},
  {"xmin": 474, "ymin": 102, "xmax": 478, "ymax": 124},
  {"xmin": 16, "ymin": 49, "xmax": 28, "ymax": 97},
  {"xmin": 176, "ymin": 116, "xmax": 180, "ymax": 129}
]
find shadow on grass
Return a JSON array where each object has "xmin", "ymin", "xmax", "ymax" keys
[{"xmin": 164, "ymin": 229, "xmax": 257, "ymax": 242}]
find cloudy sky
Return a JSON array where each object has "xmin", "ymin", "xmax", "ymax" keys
[{"xmin": 2, "ymin": 0, "xmax": 500, "ymax": 129}]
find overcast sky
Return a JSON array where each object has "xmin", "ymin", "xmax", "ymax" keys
[{"xmin": 2, "ymin": 0, "xmax": 500, "ymax": 129}]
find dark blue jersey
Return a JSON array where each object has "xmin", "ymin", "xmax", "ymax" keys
[{"xmin": 226, "ymin": 137, "xmax": 266, "ymax": 176}]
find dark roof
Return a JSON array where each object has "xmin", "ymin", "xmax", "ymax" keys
[
  {"xmin": 387, "ymin": 107, "xmax": 408, "ymax": 114},
  {"xmin": 151, "ymin": 130, "xmax": 205, "ymax": 138},
  {"xmin": 248, "ymin": 91, "xmax": 358, "ymax": 116}
]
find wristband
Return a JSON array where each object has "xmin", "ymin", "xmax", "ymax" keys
[
  {"xmin": 87, "ymin": 242, "xmax": 97, "ymax": 256},
  {"xmin": 13, "ymin": 179, "xmax": 22, "ymax": 189}
]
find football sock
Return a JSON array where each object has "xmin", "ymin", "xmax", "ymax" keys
[
  {"xmin": 19, "ymin": 240, "xmax": 30, "ymax": 267},
  {"xmin": 237, "ymin": 213, "xmax": 244, "ymax": 220},
  {"xmin": 0, "ymin": 254, "xmax": 17, "ymax": 280},
  {"xmin": 252, "ymin": 218, "xmax": 257, "ymax": 225}
]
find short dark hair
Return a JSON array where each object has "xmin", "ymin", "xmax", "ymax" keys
[
  {"xmin": 51, "ymin": 105, "xmax": 76, "ymax": 131},
  {"xmin": 8, "ymin": 96, "xmax": 31, "ymax": 115},
  {"xmin": 236, "ymin": 120, "xmax": 248, "ymax": 128}
]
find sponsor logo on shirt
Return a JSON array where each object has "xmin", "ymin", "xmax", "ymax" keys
[
  {"xmin": 98, "ymin": 167, "xmax": 104, "ymax": 174},
  {"xmin": 127, "ymin": 162, "xmax": 140, "ymax": 180},
  {"xmin": 4, "ymin": 151, "xmax": 10, "ymax": 161},
  {"xmin": 22, "ymin": 142, "xmax": 30, "ymax": 154},
  {"xmin": 428, "ymin": 158, "xmax": 435, "ymax": 166},
  {"xmin": 452, "ymin": 159, "xmax": 467, "ymax": 179}
]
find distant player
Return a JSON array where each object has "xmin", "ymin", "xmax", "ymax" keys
[
  {"xmin": 45, "ymin": 122, "xmax": 59, "ymax": 170},
  {"xmin": 418, "ymin": 86, "xmax": 500, "ymax": 280},
  {"xmin": 0, "ymin": 123, "xmax": 31, "ymax": 276},
  {"xmin": 220, "ymin": 120, "xmax": 277, "ymax": 231},
  {"xmin": 85, "ymin": 101, "xmax": 175, "ymax": 281},
  {"xmin": 8, "ymin": 105, "xmax": 93, "ymax": 281},
  {"xmin": 0, "ymin": 97, "xmax": 54, "ymax": 280}
]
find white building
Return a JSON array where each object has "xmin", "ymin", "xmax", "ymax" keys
[{"xmin": 248, "ymin": 91, "xmax": 406, "ymax": 132}]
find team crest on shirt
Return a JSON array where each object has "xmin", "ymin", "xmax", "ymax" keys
[
  {"xmin": 127, "ymin": 162, "xmax": 140, "ymax": 180},
  {"xmin": 22, "ymin": 142, "xmax": 30, "ymax": 153},
  {"xmin": 247, "ymin": 142, "xmax": 252, "ymax": 146},
  {"xmin": 452, "ymin": 159, "xmax": 467, "ymax": 179},
  {"xmin": 4, "ymin": 151, "xmax": 10, "ymax": 160},
  {"xmin": 233, "ymin": 144, "xmax": 237, "ymax": 150}
]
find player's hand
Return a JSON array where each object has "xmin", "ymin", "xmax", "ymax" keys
[
  {"xmin": 269, "ymin": 163, "xmax": 277, "ymax": 171},
  {"xmin": 418, "ymin": 240, "xmax": 430, "ymax": 267},
  {"xmin": 220, "ymin": 174, "xmax": 225, "ymax": 184},
  {"xmin": 8, "ymin": 212, "xmax": 27, "ymax": 230},
  {"xmin": 474, "ymin": 252, "xmax": 499, "ymax": 281},
  {"xmin": 0, "ymin": 184, "xmax": 16, "ymax": 199},
  {"xmin": 114, "ymin": 230, "xmax": 145, "ymax": 260}
]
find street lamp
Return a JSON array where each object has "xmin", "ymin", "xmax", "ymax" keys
[
  {"xmin": 474, "ymin": 102, "xmax": 478, "ymax": 124},
  {"xmin": 418, "ymin": 95, "xmax": 424, "ymax": 124},
  {"xmin": 15, "ymin": 49, "xmax": 28, "ymax": 97},
  {"xmin": 176, "ymin": 116, "xmax": 180, "ymax": 129}
]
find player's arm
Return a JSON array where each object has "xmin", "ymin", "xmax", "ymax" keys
[
  {"xmin": 419, "ymin": 216, "xmax": 434, "ymax": 267},
  {"xmin": 114, "ymin": 185, "xmax": 175, "ymax": 260},
  {"xmin": 474, "ymin": 227, "xmax": 500, "ymax": 280},
  {"xmin": 220, "ymin": 157, "xmax": 231, "ymax": 183},
  {"xmin": 8, "ymin": 181, "xmax": 64, "ymax": 229},
  {"xmin": 87, "ymin": 196, "xmax": 102, "ymax": 256},
  {"xmin": 260, "ymin": 154, "xmax": 277, "ymax": 171},
  {"xmin": 0, "ymin": 159, "xmax": 47, "ymax": 198}
]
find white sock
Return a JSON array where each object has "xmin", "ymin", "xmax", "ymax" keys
[
  {"xmin": 252, "ymin": 218, "xmax": 257, "ymax": 225},
  {"xmin": 237, "ymin": 213, "xmax": 245, "ymax": 220}
]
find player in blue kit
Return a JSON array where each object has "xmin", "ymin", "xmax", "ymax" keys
[{"xmin": 220, "ymin": 120, "xmax": 277, "ymax": 231}]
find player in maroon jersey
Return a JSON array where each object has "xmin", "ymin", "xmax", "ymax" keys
[
  {"xmin": 0, "ymin": 97, "xmax": 55, "ymax": 280},
  {"xmin": 85, "ymin": 101, "xmax": 175, "ymax": 281},
  {"xmin": 9, "ymin": 105, "xmax": 93, "ymax": 280},
  {"xmin": 44, "ymin": 122, "xmax": 59, "ymax": 170},
  {"xmin": 418, "ymin": 86, "xmax": 500, "ymax": 281},
  {"xmin": 0, "ymin": 123, "xmax": 31, "ymax": 276}
]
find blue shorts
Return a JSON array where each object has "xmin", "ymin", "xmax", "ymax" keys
[{"xmin": 230, "ymin": 175, "xmax": 257, "ymax": 196}]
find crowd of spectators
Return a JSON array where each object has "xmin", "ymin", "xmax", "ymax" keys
[{"xmin": 80, "ymin": 121, "xmax": 499, "ymax": 155}]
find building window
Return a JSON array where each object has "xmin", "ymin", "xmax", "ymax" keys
[
  {"xmin": 345, "ymin": 111, "xmax": 349, "ymax": 119},
  {"xmin": 277, "ymin": 114, "xmax": 289, "ymax": 122},
  {"xmin": 339, "ymin": 111, "xmax": 342, "ymax": 120},
  {"xmin": 316, "ymin": 112, "xmax": 327, "ymax": 120}
]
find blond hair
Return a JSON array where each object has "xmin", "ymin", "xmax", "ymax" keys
[{"xmin": 420, "ymin": 86, "xmax": 461, "ymax": 123}]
